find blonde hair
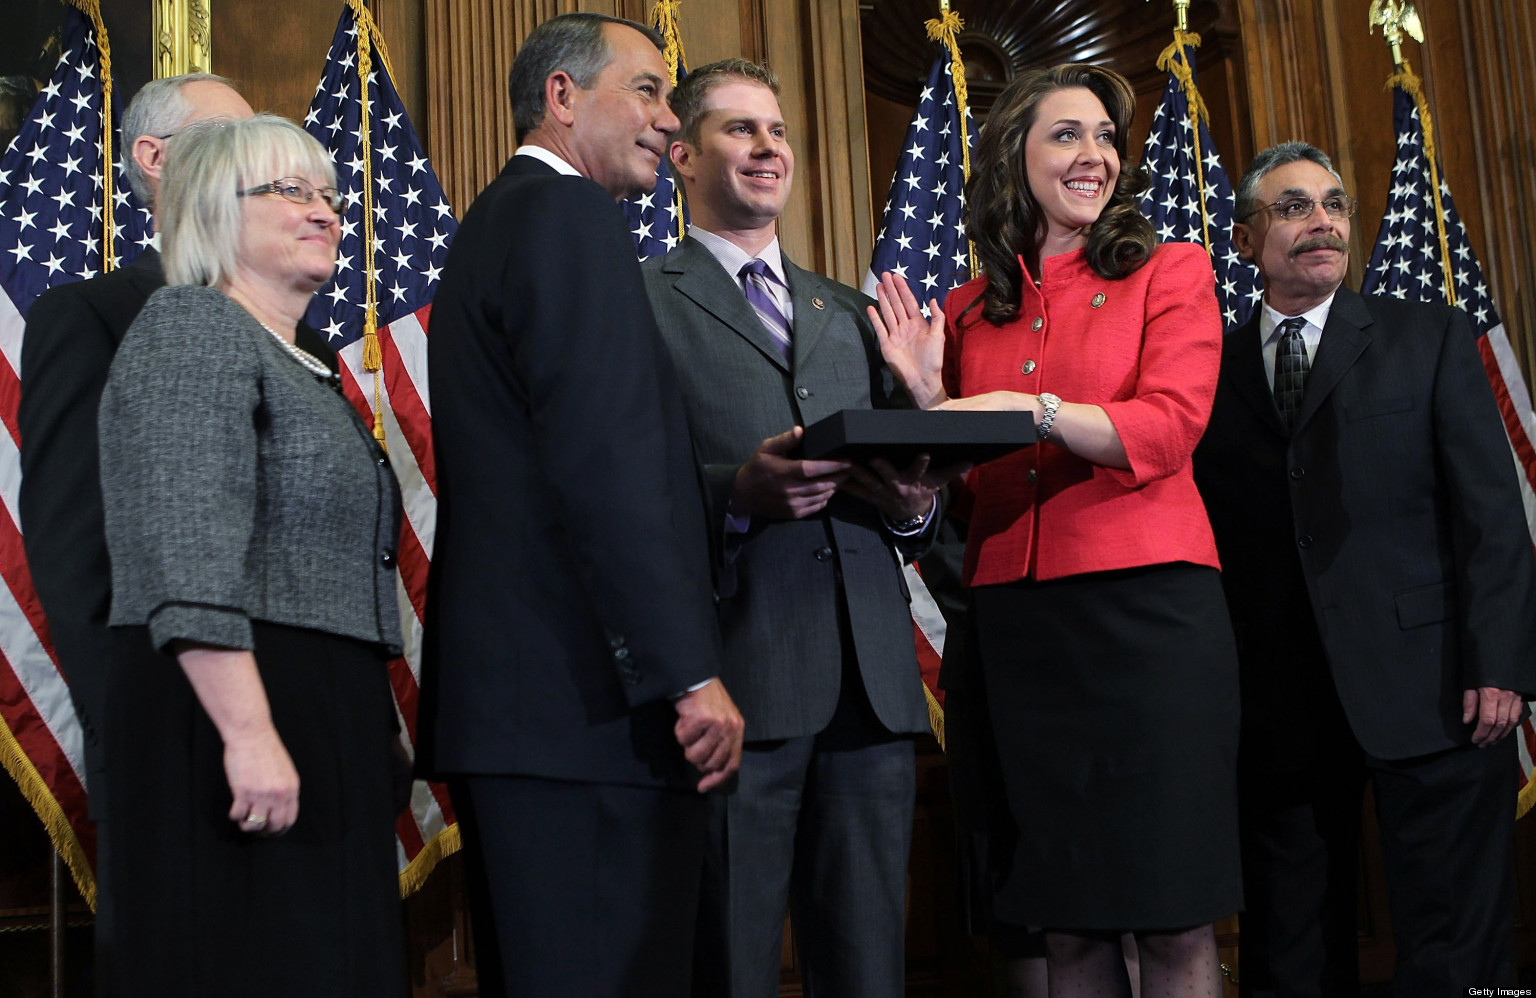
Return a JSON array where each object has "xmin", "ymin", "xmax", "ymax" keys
[{"xmin": 159, "ymin": 114, "xmax": 337, "ymax": 288}]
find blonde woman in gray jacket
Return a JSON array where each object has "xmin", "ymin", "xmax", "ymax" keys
[{"xmin": 97, "ymin": 115, "xmax": 406, "ymax": 997}]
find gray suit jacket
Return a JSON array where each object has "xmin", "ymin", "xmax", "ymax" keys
[
  {"xmin": 100, "ymin": 285, "xmax": 403, "ymax": 656},
  {"xmin": 644, "ymin": 235, "xmax": 931, "ymax": 741}
]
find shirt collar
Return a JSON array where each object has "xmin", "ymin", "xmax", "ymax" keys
[
  {"xmin": 1260, "ymin": 291, "xmax": 1337, "ymax": 343},
  {"xmin": 689, "ymin": 227, "xmax": 786, "ymax": 287},
  {"xmin": 515, "ymin": 144, "xmax": 582, "ymax": 178}
]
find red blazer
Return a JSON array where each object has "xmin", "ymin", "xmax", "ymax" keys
[{"xmin": 944, "ymin": 242, "xmax": 1222, "ymax": 586}]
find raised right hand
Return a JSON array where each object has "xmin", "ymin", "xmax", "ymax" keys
[
  {"xmin": 731, "ymin": 426, "xmax": 852, "ymax": 520},
  {"xmin": 867, "ymin": 270, "xmax": 947, "ymax": 409}
]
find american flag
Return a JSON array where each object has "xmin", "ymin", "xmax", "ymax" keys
[
  {"xmin": 862, "ymin": 56, "xmax": 976, "ymax": 310},
  {"xmin": 1360, "ymin": 83, "xmax": 1536, "ymax": 815},
  {"xmin": 0, "ymin": 5, "xmax": 154, "ymax": 900},
  {"xmin": 863, "ymin": 37, "xmax": 979, "ymax": 738},
  {"xmin": 621, "ymin": 130, "xmax": 685, "ymax": 260},
  {"xmin": 301, "ymin": 1, "xmax": 460, "ymax": 889},
  {"xmin": 619, "ymin": 7, "xmax": 686, "ymax": 261},
  {"xmin": 1138, "ymin": 37, "xmax": 1260, "ymax": 333}
]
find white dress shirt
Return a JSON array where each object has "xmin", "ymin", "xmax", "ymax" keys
[
  {"xmin": 514, "ymin": 143, "xmax": 581, "ymax": 177},
  {"xmin": 687, "ymin": 226, "xmax": 795, "ymax": 327}
]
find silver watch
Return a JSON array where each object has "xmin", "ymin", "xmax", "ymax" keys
[{"xmin": 1037, "ymin": 392, "xmax": 1062, "ymax": 440}]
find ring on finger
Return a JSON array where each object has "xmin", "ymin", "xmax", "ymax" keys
[{"xmin": 245, "ymin": 812, "xmax": 268, "ymax": 827}]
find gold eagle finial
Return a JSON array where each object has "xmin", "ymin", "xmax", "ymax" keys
[{"xmin": 1369, "ymin": 0, "xmax": 1425, "ymax": 70}]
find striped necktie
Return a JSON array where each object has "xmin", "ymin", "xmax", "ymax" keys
[
  {"xmin": 739, "ymin": 258, "xmax": 792, "ymax": 362},
  {"xmin": 1273, "ymin": 316, "xmax": 1310, "ymax": 432}
]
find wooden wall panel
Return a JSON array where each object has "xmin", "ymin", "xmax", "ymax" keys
[
  {"xmin": 765, "ymin": 0, "xmax": 872, "ymax": 284},
  {"xmin": 413, "ymin": 0, "xmax": 872, "ymax": 287},
  {"xmin": 421, "ymin": 0, "xmax": 547, "ymax": 215},
  {"xmin": 210, "ymin": 0, "xmax": 337, "ymax": 121}
]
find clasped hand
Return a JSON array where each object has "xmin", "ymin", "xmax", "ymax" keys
[{"xmin": 732, "ymin": 425, "xmax": 967, "ymax": 523}]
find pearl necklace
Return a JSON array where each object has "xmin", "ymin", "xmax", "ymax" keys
[{"xmin": 257, "ymin": 320, "xmax": 338, "ymax": 382}]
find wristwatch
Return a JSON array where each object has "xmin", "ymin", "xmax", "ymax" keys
[{"xmin": 1037, "ymin": 392, "xmax": 1062, "ymax": 441}]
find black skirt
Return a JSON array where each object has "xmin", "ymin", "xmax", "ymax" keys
[
  {"xmin": 99, "ymin": 621, "xmax": 405, "ymax": 997},
  {"xmin": 970, "ymin": 562, "xmax": 1243, "ymax": 931}
]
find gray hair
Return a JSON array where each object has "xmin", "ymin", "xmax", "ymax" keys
[
  {"xmin": 120, "ymin": 73, "xmax": 239, "ymax": 207},
  {"xmin": 1234, "ymin": 141, "xmax": 1344, "ymax": 222},
  {"xmin": 508, "ymin": 12, "xmax": 663, "ymax": 144},
  {"xmin": 159, "ymin": 114, "xmax": 336, "ymax": 289}
]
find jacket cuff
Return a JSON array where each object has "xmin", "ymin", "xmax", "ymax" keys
[{"xmin": 147, "ymin": 602, "xmax": 254, "ymax": 655}]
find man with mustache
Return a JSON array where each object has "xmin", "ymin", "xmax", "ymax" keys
[{"xmin": 1193, "ymin": 141, "xmax": 1536, "ymax": 996}]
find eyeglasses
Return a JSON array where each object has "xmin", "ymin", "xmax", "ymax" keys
[
  {"xmin": 238, "ymin": 178, "xmax": 344, "ymax": 213},
  {"xmin": 1241, "ymin": 195, "xmax": 1358, "ymax": 223}
]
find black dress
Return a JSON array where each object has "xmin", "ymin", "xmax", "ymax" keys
[
  {"xmin": 970, "ymin": 562, "xmax": 1243, "ymax": 931},
  {"xmin": 99, "ymin": 621, "xmax": 405, "ymax": 997}
]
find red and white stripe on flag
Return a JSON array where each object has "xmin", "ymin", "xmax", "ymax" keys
[
  {"xmin": 333, "ymin": 306, "xmax": 459, "ymax": 889},
  {"xmin": 0, "ymin": 286, "xmax": 96, "ymax": 900}
]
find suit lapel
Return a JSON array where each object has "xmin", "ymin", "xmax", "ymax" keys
[
  {"xmin": 782, "ymin": 258, "xmax": 833, "ymax": 367},
  {"xmin": 1293, "ymin": 288, "xmax": 1372, "ymax": 434},
  {"xmin": 667, "ymin": 237, "xmax": 791, "ymax": 372},
  {"xmin": 1225, "ymin": 316, "xmax": 1287, "ymax": 438}
]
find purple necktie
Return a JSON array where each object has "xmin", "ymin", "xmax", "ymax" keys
[
  {"xmin": 1273, "ymin": 316, "xmax": 1310, "ymax": 432},
  {"xmin": 739, "ymin": 259, "xmax": 792, "ymax": 362}
]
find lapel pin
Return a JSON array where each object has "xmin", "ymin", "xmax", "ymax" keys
[
  {"xmin": 1091, "ymin": 292, "xmax": 1106, "ymax": 309},
  {"xmin": 812, "ymin": 298, "xmax": 826, "ymax": 310}
]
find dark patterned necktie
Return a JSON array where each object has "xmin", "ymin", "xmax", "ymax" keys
[
  {"xmin": 1273, "ymin": 317, "xmax": 1310, "ymax": 432},
  {"xmin": 739, "ymin": 259, "xmax": 792, "ymax": 362}
]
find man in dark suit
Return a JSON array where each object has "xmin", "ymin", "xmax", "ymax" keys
[
  {"xmin": 1193, "ymin": 141, "xmax": 1536, "ymax": 997},
  {"xmin": 20, "ymin": 73, "xmax": 255, "ymax": 814},
  {"xmin": 418, "ymin": 14, "xmax": 744, "ymax": 998},
  {"xmin": 643, "ymin": 60, "xmax": 960, "ymax": 998}
]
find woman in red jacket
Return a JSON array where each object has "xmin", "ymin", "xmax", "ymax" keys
[{"xmin": 872, "ymin": 64, "xmax": 1240, "ymax": 997}]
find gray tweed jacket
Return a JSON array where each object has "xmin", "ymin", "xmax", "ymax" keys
[{"xmin": 99, "ymin": 285, "xmax": 403, "ymax": 655}]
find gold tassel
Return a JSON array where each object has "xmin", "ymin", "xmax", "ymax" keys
[
  {"xmin": 1155, "ymin": 31, "xmax": 1215, "ymax": 253},
  {"xmin": 923, "ymin": 682, "xmax": 945, "ymax": 751},
  {"xmin": 651, "ymin": 0, "xmax": 687, "ymax": 83},
  {"xmin": 649, "ymin": 1, "xmax": 688, "ymax": 242},
  {"xmin": 345, "ymin": 0, "xmax": 388, "ymax": 449},
  {"xmin": 925, "ymin": 8, "xmax": 977, "ymax": 277}
]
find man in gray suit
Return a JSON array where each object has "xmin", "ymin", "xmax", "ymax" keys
[{"xmin": 643, "ymin": 59, "xmax": 963, "ymax": 998}]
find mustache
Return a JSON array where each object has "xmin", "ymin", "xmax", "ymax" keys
[{"xmin": 1291, "ymin": 235, "xmax": 1347, "ymax": 256}]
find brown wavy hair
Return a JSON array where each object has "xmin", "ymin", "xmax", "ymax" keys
[{"xmin": 965, "ymin": 64, "xmax": 1154, "ymax": 325}]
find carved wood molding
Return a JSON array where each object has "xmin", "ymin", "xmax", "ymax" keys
[
  {"xmin": 860, "ymin": 0, "xmax": 1242, "ymax": 121},
  {"xmin": 152, "ymin": 0, "xmax": 213, "ymax": 78}
]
